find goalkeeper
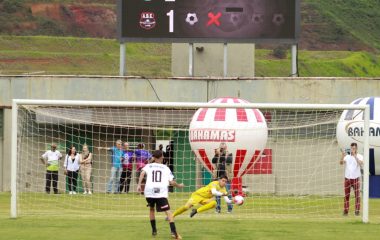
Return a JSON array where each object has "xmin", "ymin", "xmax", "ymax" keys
[{"xmin": 173, "ymin": 175, "xmax": 232, "ymax": 218}]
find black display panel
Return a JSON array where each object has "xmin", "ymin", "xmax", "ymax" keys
[{"xmin": 117, "ymin": 0, "xmax": 300, "ymax": 43}]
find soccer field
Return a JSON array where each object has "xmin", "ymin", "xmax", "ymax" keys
[{"xmin": 1, "ymin": 193, "xmax": 379, "ymax": 240}]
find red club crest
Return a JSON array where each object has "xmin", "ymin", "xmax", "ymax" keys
[{"xmin": 140, "ymin": 12, "xmax": 156, "ymax": 30}]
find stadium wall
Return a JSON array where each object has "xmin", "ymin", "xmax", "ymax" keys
[{"xmin": 1, "ymin": 76, "xmax": 380, "ymax": 193}]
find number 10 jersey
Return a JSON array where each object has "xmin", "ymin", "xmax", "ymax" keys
[{"xmin": 142, "ymin": 163, "xmax": 174, "ymax": 198}]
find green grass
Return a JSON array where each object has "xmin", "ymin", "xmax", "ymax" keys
[
  {"xmin": 0, "ymin": 35, "xmax": 171, "ymax": 76},
  {"xmin": 299, "ymin": 51, "xmax": 380, "ymax": 77},
  {"xmin": 2, "ymin": 0, "xmax": 380, "ymax": 54},
  {"xmin": 1, "ymin": 192, "xmax": 380, "ymax": 239},
  {"xmin": 1, "ymin": 217, "xmax": 379, "ymax": 240},
  {"xmin": 306, "ymin": 0, "xmax": 380, "ymax": 50},
  {"xmin": 1, "ymin": 35, "xmax": 380, "ymax": 77},
  {"xmin": 255, "ymin": 49, "xmax": 380, "ymax": 77}
]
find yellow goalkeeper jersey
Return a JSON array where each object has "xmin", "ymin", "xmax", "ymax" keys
[{"xmin": 194, "ymin": 181, "xmax": 227, "ymax": 199}]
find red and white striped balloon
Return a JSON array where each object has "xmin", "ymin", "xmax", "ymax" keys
[{"xmin": 189, "ymin": 97, "xmax": 268, "ymax": 184}]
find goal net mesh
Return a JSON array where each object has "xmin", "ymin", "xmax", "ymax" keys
[{"xmin": 14, "ymin": 103, "xmax": 373, "ymax": 220}]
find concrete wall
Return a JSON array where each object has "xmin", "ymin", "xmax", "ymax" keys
[
  {"xmin": 1, "ymin": 75, "xmax": 380, "ymax": 193},
  {"xmin": 0, "ymin": 110, "xmax": 3, "ymax": 191},
  {"xmin": 244, "ymin": 139, "xmax": 343, "ymax": 195},
  {"xmin": 172, "ymin": 43, "xmax": 255, "ymax": 77},
  {"xmin": 2, "ymin": 76, "xmax": 380, "ymax": 106},
  {"xmin": 1, "ymin": 109, "xmax": 11, "ymax": 192},
  {"xmin": 0, "ymin": 76, "xmax": 208, "ymax": 104}
]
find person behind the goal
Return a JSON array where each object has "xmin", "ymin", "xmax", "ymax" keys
[
  {"xmin": 135, "ymin": 143, "xmax": 152, "ymax": 194},
  {"xmin": 212, "ymin": 142, "xmax": 233, "ymax": 213},
  {"xmin": 40, "ymin": 143, "xmax": 62, "ymax": 194},
  {"xmin": 340, "ymin": 142, "xmax": 363, "ymax": 216},
  {"xmin": 137, "ymin": 150, "xmax": 184, "ymax": 239}
]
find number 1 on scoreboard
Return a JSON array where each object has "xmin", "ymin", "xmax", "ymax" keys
[{"xmin": 166, "ymin": 10, "xmax": 174, "ymax": 33}]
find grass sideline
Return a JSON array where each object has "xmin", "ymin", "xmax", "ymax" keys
[
  {"xmin": 1, "ymin": 193, "xmax": 380, "ymax": 240},
  {"xmin": 1, "ymin": 35, "xmax": 380, "ymax": 77}
]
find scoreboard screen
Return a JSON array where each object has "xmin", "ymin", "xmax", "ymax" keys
[{"xmin": 117, "ymin": 0, "xmax": 300, "ymax": 43}]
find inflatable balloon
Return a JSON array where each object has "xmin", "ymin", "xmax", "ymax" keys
[
  {"xmin": 336, "ymin": 97, "xmax": 380, "ymax": 175},
  {"xmin": 189, "ymin": 97, "xmax": 268, "ymax": 195}
]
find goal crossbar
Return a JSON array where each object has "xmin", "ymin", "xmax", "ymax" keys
[{"xmin": 12, "ymin": 99, "xmax": 367, "ymax": 110}]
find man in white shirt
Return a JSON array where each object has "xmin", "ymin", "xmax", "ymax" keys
[
  {"xmin": 40, "ymin": 143, "xmax": 62, "ymax": 194},
  {"xmin": 137, "ymin": 150, "xmax": 184, "ymax": 239},
  {"xmin": 340, "ymin": 142, "xmax": 363, "ymax": 216}
]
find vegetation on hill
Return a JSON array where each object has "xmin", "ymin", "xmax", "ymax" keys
[
  {"xmin": 0, "ymin": 0, "xmax": 116, "ymax": 38},
  {"xmin": 0, "ymin": 1, "xmax": 379, "ymax": 76},
  {"xmin": 256, "ymin": 50, "xmax": 380, "ymax": 77},
  {"xmin": 1, "ymin": 35, "xmax": 379, "ymax": 77},
  {"xmin": 0, "ymin": 35, "xmax": 171, "ymax": 76},
  {"xmin": 0, "ymin": 0, "xmax": 379, "ymax": 51},
  {"xmin": 303, "ymin": 0, "xmax": 380, "ymax": 51}
]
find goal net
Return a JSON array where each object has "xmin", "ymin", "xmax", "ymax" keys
[{"xmin": 11, "ymin": 99, "xmax": 372, "ymax": 222}]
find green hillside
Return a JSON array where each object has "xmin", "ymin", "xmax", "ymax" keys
[
  {"xmin": 256, "ymin": 50, "xmax": 380, "ymax": 77},
  {"xmin": 0, "ymin": 0, "xmax": 380, "ymax": 51},
  {"xmin": 1, "ymin": 0, "xmax": 380, "ymax": 76},
  {"xmin": 304, "ymin": 0, "xmax": 380, "ymax": 51},
  {"xmin": 0, "ymin": 36, "xmax": 171, "ymax": 76},
  {"xmin": 1, "ymin": 35, "xmax": 379, "ymax": 77}
]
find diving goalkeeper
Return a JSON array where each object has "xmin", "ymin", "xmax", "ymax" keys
[{"xmin": 173, "ymin": 175, "xmax": 232, "ymax": 218}]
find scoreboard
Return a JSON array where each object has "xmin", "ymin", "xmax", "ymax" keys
[{"xmin": 117, "ymin": 0, "xmax": 300, "ymax": 43}]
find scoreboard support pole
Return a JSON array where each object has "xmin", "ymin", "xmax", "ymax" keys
[
  {"xmin": 189, "ymin": 43, "xmax": 194, "ymax": 77},
  {"xmin": 120, "ymin": 43, "xmax": 127, "ymax": 76},
  {"xmin": 223, "ymin": 43, "xmax": 228, "ymax": 77},
  {"xmin": 291, "ymin": 44, "xmax": 298, "ymax": 77}
]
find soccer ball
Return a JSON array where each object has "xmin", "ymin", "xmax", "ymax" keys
[{"xmin": 234, "ymin": 195, "xmax": 244, "ymax": 205}]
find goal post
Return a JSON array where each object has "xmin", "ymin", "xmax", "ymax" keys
[
  {"xmin": 10, "ymin": 99, "xmax": 371, "ymax": 222},
  {"xmin": 11, "ymin": 100, "xmax": 19, "ymax": 219},
  {"xmin": 363, "ymin": 104, "xmax": 370, "ymax": 223}
]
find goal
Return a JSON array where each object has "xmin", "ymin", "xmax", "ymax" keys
[{"xmin": 11, "ymin": 99, "xmax": 371, "ymax": 222}]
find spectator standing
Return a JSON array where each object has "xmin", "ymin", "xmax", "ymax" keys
[
  {"xmin": 64, "ymin": 145, "xmax": 80, "ymax": 195},
  {"xmin": 211, "ymin": 142, "xmax": 233, "ymax": 213},
  {"xmin": 120, "ymin": 142, "xmax": 135, "ymax": 193},
  {"xmin": 99, "ymin": 140, "xmax": 123, "ymax": 194},
  {"xmin": 135, "ymin": 143, "xmax": 152, "ymax": 194},
  {"xmin": 80, "ymin": 144, "xmax": 93, "ymax": 195},
  {"xmin": 165, "ymin": 141, "xmax": 174, "ymax": 192},
  {"xmin": 40, "ymin": 143, "xmax": 62, "ymax": 194},
  {"xmin": 340, "ymin": 142, "xmax": 363, "ymax": 216},
  {"xmin": 159, "ymin": 144, "xmax": 165, "ymax": 162}
]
